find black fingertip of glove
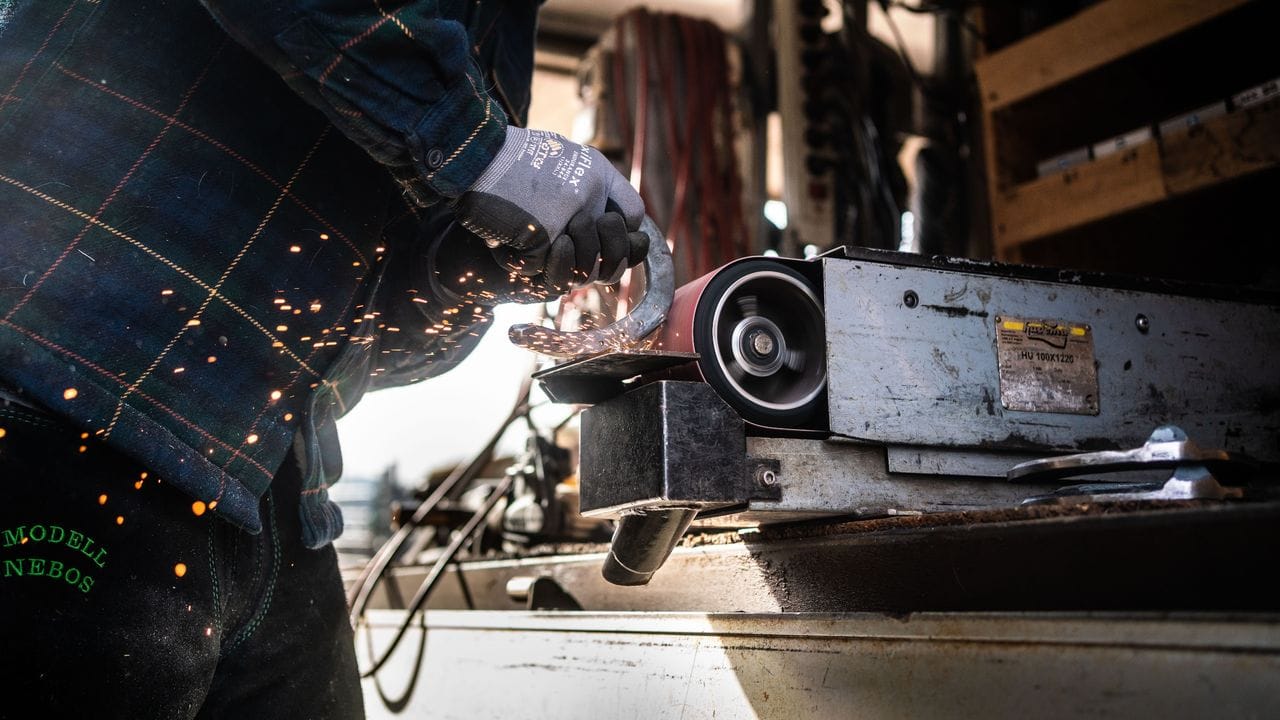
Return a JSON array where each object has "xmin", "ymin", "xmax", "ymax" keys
[
  {"xmin": 626, "ymin": 230, "xmax": 650, "ymax": 266},
  {"xmin": 603, "ymin": 175, "xmax": 647, "ymax": 231},
  {"xmin": 596, "ymin": 212, "xmax": 630, "ymax": 285},
  {"xmin": 545, "ymin": 235, "xmax": 576, "ymax": 294},
  {"xmin": 567, "ymin": 209, "xmax": 601, "ymax": 286}
]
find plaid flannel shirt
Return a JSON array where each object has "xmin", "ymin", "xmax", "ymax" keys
[{"xmin": 0, "ymin": 0, "xmax": 539, "ymax": 547}]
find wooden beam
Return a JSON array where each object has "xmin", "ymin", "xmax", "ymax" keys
[
  {"xmin": 1163, "ymin": 101, "xmax": 1280, "ymax": 195},
  {"xmin": 992, "ymin": 142, "xmax": 1166, "ymax": 251},
  {"xmin": 975, "ymin": 0, "xmax": 1250, "ymax": 112}
]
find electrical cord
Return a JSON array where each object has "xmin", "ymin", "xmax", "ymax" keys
[
  {"xmin": 876, "ymin": 0, "xmax": 930, "ymax": 96},
  {"xmin": 348, "ymin": 372, "xmax": 535, "ymax": 682},
  {"xmin": 887, "ymin": 0, "xmax": 988, "ymax": 43},
  {"xmin": 357, "ymin": 470, "xmax": 516, "ymax": 679}
]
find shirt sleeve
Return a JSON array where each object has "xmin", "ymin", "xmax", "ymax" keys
[{"xmin": 197, "ymin": 0, "xmax": 509, "ymax": 206}]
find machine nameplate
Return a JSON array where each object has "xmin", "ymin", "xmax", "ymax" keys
[{"xmin": 996, "ymin": 316, "xmax": 1099, "ymax": 415}]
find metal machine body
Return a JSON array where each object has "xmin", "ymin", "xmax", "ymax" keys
[
  {"xmin": 825, "ymin": 251, "xmax": 1279, "ymax": 462},
  {"xmin": 541, "ymin": 248, "xmax": 1280, "ymax": 583},
  {"xmin": 358, "ymin": 249, "xmax": 1280, "ymax": 716}
]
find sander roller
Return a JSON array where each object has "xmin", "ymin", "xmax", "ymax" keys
[{"xmin": 656, "ymin": 256, "xmax": 827, "ymax": 428}]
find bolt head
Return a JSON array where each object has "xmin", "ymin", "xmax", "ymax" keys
[{"xmin": 750, "ymin": 331, "xmax": 775, "ymax": 356}]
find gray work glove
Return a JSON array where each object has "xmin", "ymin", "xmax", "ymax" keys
[{"xmin": 453, "ymin": 126, "xmax": 650, "ymax": 293}]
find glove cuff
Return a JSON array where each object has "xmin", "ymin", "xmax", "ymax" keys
[{"xmin": 469, "ymin": 125, "xmax": 528, "ymax": 194}]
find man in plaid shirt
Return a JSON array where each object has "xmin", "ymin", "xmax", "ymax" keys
[{"xmin": 0, "ymin": 0, "xmax": 648, "ymax": 716}]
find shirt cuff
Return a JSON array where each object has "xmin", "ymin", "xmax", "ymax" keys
[{"xmin": 405, "ymin": 69, "xmax": 509, "ymax": 202}]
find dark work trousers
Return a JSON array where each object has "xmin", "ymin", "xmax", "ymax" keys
[{"xmin": 0, "ymin": 401, "xmax": 364, "ymax": 719}]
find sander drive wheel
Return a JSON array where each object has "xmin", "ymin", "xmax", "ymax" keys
[{"xmin": 687, "ymin": 260, "xmax": 826, "ymax": 427}]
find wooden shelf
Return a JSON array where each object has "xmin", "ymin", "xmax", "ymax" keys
[
  {"xmin": 975, "ymin": 0, "xmax": 1280, "ymax": 265},
  {"xmin": 1163, "ymin": 101, "xmax": 1280, "ymax": 194},
  {"xmin": 992, "ymin": 100, "xmax": 1280, "ymax": 252},
  {"xmin": 975, "ymin": 0, "xmax": 1249, "ymax": 112}
]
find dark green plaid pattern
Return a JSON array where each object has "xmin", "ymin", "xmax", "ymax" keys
[{"xmin": 0, "ymin": 0, "xmax": 537, "ymax": 544}]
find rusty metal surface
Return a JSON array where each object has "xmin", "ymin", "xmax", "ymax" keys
[{"xmin": 359, "ymin": 610, "xmax": 1280, "ymax": 719}]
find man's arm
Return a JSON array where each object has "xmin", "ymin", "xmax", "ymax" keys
[
  {"xmin": 199, "ymin": 0, "xmax": 648, "ymax": 294},
  {"xmin": 197, "ymin": 0, "xmax": 507, "ymax": 206}
]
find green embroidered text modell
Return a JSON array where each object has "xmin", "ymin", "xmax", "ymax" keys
[{"xmin": 2, "ymin": 523, "xmax": 107, "ymax": 593}]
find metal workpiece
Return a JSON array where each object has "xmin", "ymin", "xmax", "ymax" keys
[
  {"xmin": 823, "ymin": 254, "xmax": 1280, "ymax": 462},
  {"xmin": 507, "ymin": 215, "xmax": 674, "ymax": 357},
  {"xmin": 1013, "ymin": 426, "xmax": 1272, "ymax": 505},
  {"xmin": 578, "ymin": 381, "xmax": 752, "ymax": 515},
  {"xmin": 1023, "ymin": 465, "xmax": 1245, "ymax": 506}
]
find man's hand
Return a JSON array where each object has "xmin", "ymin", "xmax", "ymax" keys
[{"xmin": 453, "ymin": 127, "xmax": 650, "ymax": 293}]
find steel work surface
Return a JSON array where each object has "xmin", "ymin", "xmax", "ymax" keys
[{"xmin": 358, "ymin": 610, "xmax": 1280, "ymax": 719}]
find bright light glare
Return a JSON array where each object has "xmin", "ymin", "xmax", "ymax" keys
[
  {"xmin": 899, "ymin": 211, "xmax": 917, "ymax": 252},
  {"xmin": 336, "ymin": 303, "xmax": 543, "ymax": 486},
  {"xmin": 763, "ymin": 200, "xmax": 788, "ymax": 230}
]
